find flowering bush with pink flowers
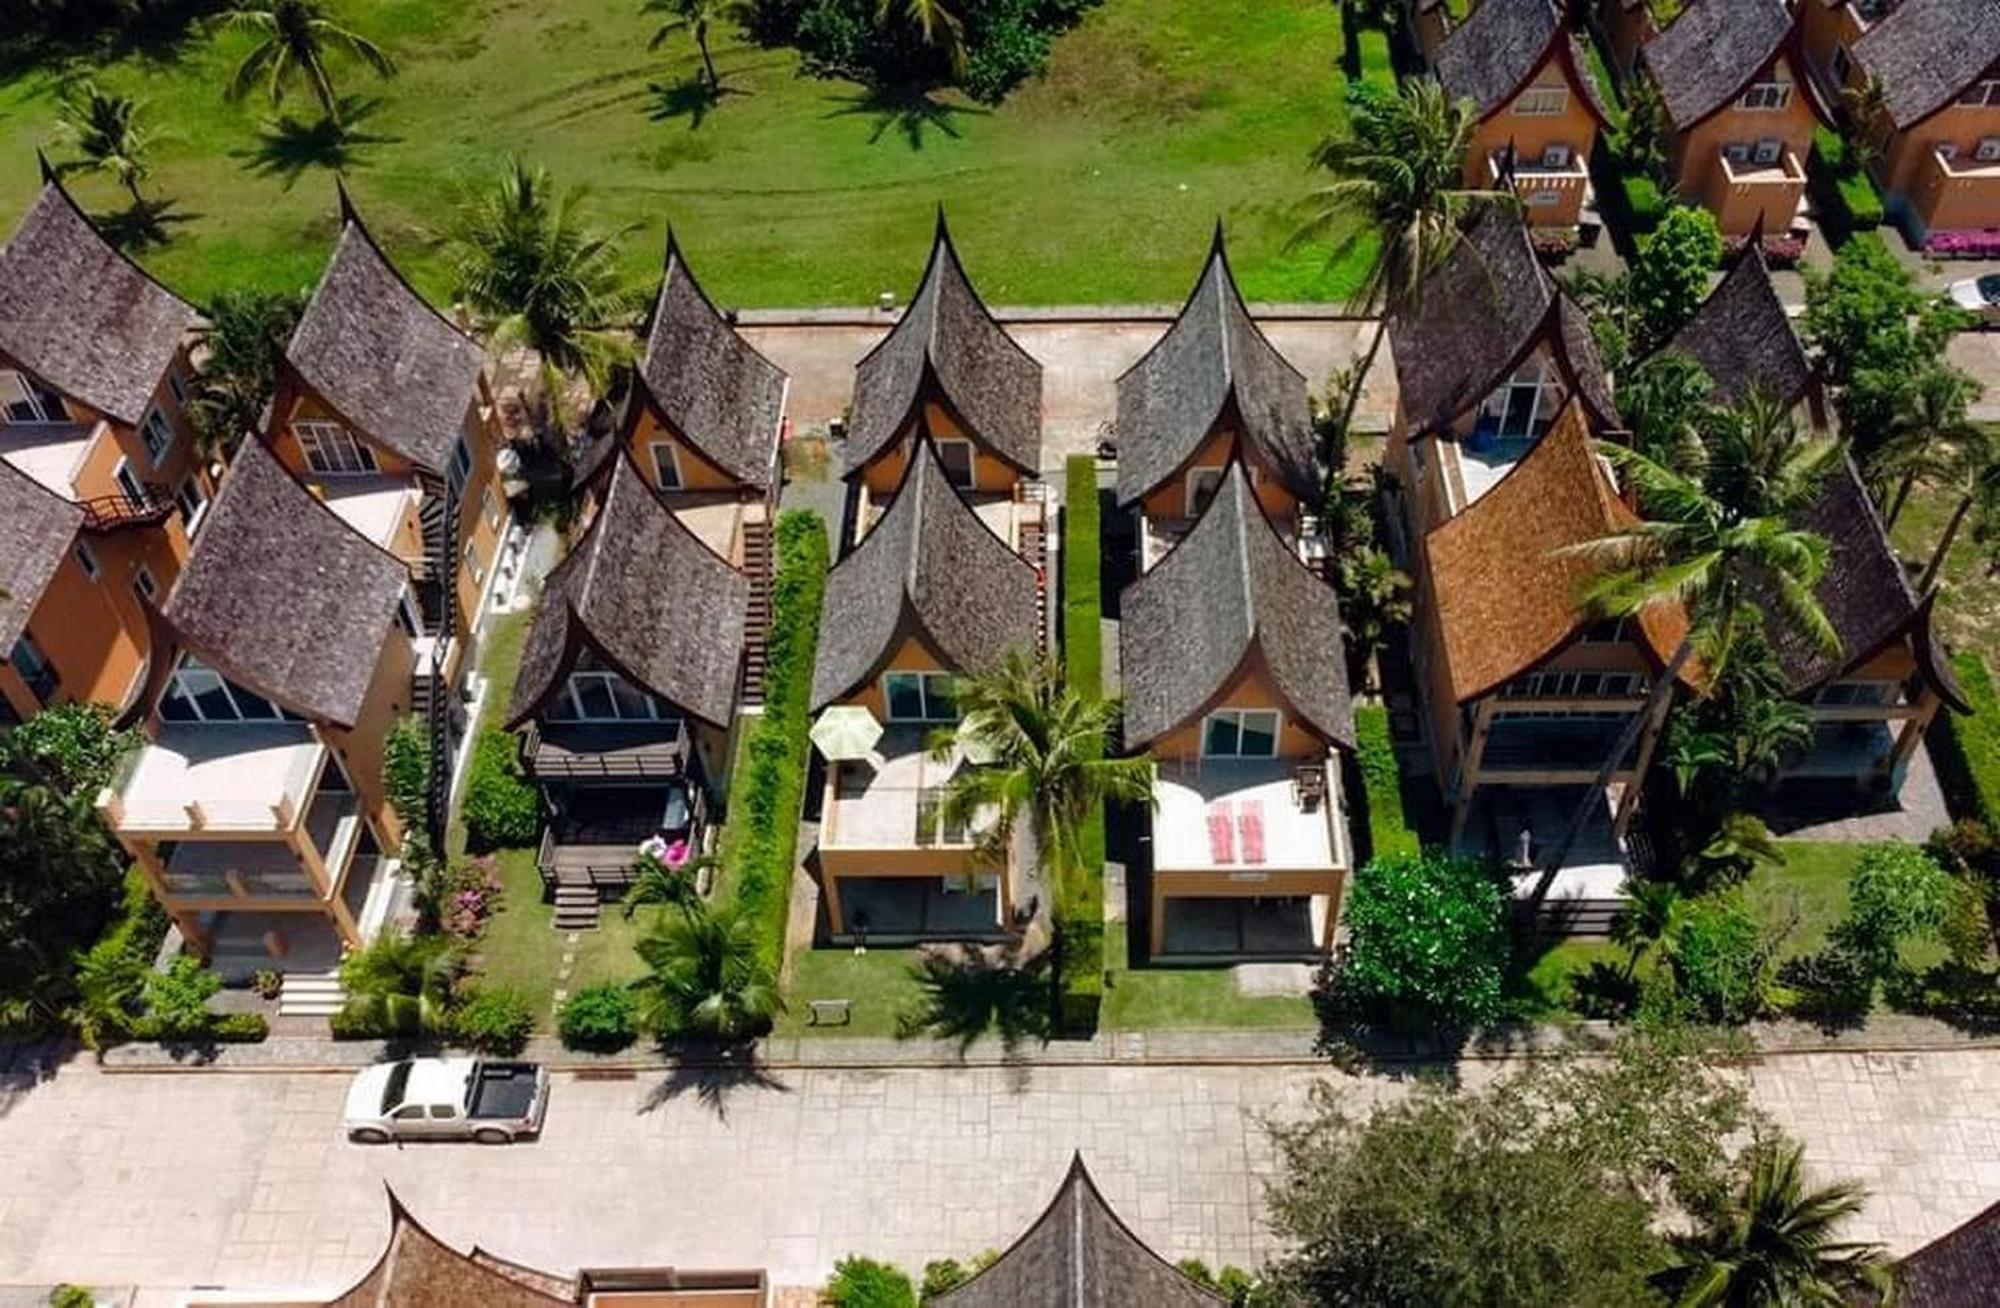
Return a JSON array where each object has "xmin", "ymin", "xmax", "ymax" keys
[
  {"xmin": 1722, "ymin": 233, "xmax": 1807, "ymax": 268},
  {"xmin": 1926, "ymin": 230, "xmax": 2000, "ymax": 259},
  {"xmin": 437, "ymin": 855, "xmax": 504, "ymax": 941}
]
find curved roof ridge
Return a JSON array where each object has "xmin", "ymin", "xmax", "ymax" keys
[
  {"xmin": 1852, "ymin": 0, "xmax": 2000, "ymax": 129},
  {"xmin": 1659, "ymin": 241, "xmax": 1814, "ymax": 408},
  {"xmin": 1641, "ymin": 0, "xmax": 1800, "ymax": 128},
  {"xmin": 0, "ymin": 455, "xmax": 85, "ymax": 652}
]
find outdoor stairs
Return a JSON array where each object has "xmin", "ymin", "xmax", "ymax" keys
[
  {"xmin": 277, "ymin": 970, "xmax": 347, "ymax": 1019},
  {"xmin": 553, "ymin": 882, "xmax": 603, "ymax": 932},
  {"xmin": 1020, "ymin": 497, "xmax": 1049, "ymax": 653},
  {"xmin": 741, "ymin": 518, "xmax": 773, "ymax": 706}
]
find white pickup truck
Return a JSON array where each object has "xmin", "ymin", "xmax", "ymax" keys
[{"xmin": 343, "ymin": 1058, "xmax": 548, "ymax": 1144}]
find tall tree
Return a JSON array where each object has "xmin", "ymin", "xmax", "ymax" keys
[
  {"xmin": 643, "ymin": 0, "xmax": 750, "ymax": 93},
  {"xmin": 1657, "ymin": 1139, "xmax": 1889, "ymax": 1305},
  {"xmin": 445, "ymin": 159, "xmax": 639, "ymax": 422},
  {"xmin": 1628, "ymin": 205, "xmax": 1723, "ymax": 354},
  {"xmin": 877, "ymin": 0, "xmax": 965, "ymax": 73},
  {"xmin": 56, "ymin": 82, "xmax": 155, "ymax": 207},
  {"xmin": 190, "ymin": 287, "xmax": 304, "ymax": 458},
  {"xmin": 1870, "ymin": 363, "xmax": 1982, "ymax": 530},
  {"xmin": 222, "ymin": 0, "xmax": 395, "ymax": 128},
  {"xmin": 1293, "ymin": 80, "xmax": 1511, "ymax": 499},
  {"xmin": 630, "ymin": 904, "xmax": 780, "ymax": 1040}
]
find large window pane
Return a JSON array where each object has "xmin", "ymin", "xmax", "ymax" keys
[
  {"xmin": 1239, "ymin": 711, "xmax": 1279, "ymax": 757},
  {"xmin": 609, "ymin": 678, "xmax": 657, "ymax": 720},
  {"xmin": 884, "ymin": 673, "xmax": 924, "ymax": 721},
  {"xmin": 574, "ymin": 674, "xmax": 617, "ymax": 720},
  {"xmin": 922, "ymin": 672, "xmax": 957, "ymax": 721},
  {"xmin": 1203, "ymin": 714, "xmax": 1241, "ymax": 757}
]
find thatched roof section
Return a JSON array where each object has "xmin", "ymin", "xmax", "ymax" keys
[
  {"xmin": 845, "ymin": 214, "xmax": 1041, "ymax": 477},
  {"xmin": 161, "ymin": 438, "xmax": 406, "ymax": 728},
  {"xmin": 933, "ymin": 1156, "xmax": 1226, "ymax": 1307},
  {"xmin": 1641, "ymin": 0, "xmax": 1796, "ymax": 128},
  {"xmin": 0, "ymin": 176, "xmax": 198, "ymax": 426},
  {"xmin": 1662, "ymin": 244, "xmax": 1815, "ymax": 408},
  {"xmin": 0, "ymin": 456, "xmax": 82, "ymax": 651},
  {"xmin": 633, "ymin": 231, "xmax": 787, "ymax": 488},
  {"xmin": 326, "ymin": 1189, "xmax": 571, "ymax": 1307},
  {"xmin": 507, "ymin": 451, "xmax": 747, "ymax": 730},
  {"xmin": 1433, "ymin": 0, "xmax": 1611, "ymax": 125},
  {"xmin": 1853, "ymin": 0, "xmax": 2000, "ymax": 129},
  {"xmin": 286, "ymin": 191, "xmax": 485, "ymax": 475},
  {"xmin": 1114, "ymin": 228, "xmax": 1316, "ymax": 507},
  {"xmin": 1120, "ymin": 461, "xmax": 1354, "ymax": 750},
  {"xmin": 811, "ymin": 435, "xmax": 1038, "ymax": 710}
]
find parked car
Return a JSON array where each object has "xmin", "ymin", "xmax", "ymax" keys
[
  {"xmin": 343, "ymin": 1057, "xmax": 548, "ymax": 1144},
  {"xmin": 1947, "ymin": 273, "xmax": 2000, "ymax": 326}
]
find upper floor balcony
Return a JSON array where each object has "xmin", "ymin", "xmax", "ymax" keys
[
  {"xmin": 1489, "ymin": 149, "xmax": 1592, "ymax": 226},
  {"xmin": 1911, "ymin": 146, "xmax": 2000, "ymax": 239},
  {"xmin": 0, "ymin": 418, "xmax": 102, "ymax": 500},
  {"xmin": 1151, "ymin": 754, "xmax": 1351, "ymax": 877},
  {"xmin": 100, "ymin": 721, "xmax": 331, "ymax": 837},
  {"xmin": 1707, "ymin": 147, "xmax": 1808, "ymax": 233},
  {"xmin": 820, "ymin": 725, "xmax": 995, "ymax": 854}
]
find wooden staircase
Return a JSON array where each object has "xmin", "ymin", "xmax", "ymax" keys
[
  {"xmin": 740, "ymin": 517, "xmax": 774, "ymax": 706},
  {"xmin": 553, "ymin": 882, "xmax": 602, "ymax": 931},
  {"xmin": 1018, "ymin": 485, "xmax": 1049, "ymax": 653}
]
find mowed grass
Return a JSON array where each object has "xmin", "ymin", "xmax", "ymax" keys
[
  {"xmin": 0, "ymin": 0, "xmax": 1370, "ymax": 308},
  {"xmin": 1891, "ymin": 477, "xmax": 2000, "ymax": 672}
]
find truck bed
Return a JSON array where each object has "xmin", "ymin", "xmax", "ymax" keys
[{"xmin": 467, "ymin": 1063, "xmax": 540, "ymax": 1120}]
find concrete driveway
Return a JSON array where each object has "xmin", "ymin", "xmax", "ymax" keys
[{"xmin": 1, "ymin": 1049, "xmax": 1996, "ymax": 1302}]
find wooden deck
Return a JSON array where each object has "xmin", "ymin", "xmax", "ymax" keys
[{"xmin": 524, "ymin": 720, "xmax": 688, "ymax": 781}]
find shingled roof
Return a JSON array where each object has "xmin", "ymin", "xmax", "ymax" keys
[
  {"xmin": 632, "ymin": 231, "xmax": 787, "ymax": 488},
  {"xmin": 811, "ymin": 435, "xmax": 1038, "ymax": 711},
  {"xmin": 1894, "ymin": 1199, "xmax": 2000, "ymax": 1306},
  {"xmin": 1761, "ymin": 456, "xmax": 1969, "ymax": 710},
  {"xmin": 1114, "ymin": 229, "xmax": 1317, "ymax": 507},
  {"xmin": 845, "ymin": 215, "xmax": 1042, "ymax": 478},
  {"xmin": 932, "ymin": 1156, "xmax": 1226, "ymax": 1308},
  {"xmin": 1121, "ymin": 461, "xmax": 1355, "ymax": 750},
  {"xmin": 0, "ymin": 457, "xmax": 83, "ymax": 652},
  {"xmin": 1388, "ymin": 210, "xmax": 1615, "ymax": 434},
  {"xmin": 0, "ymin": 175, "xmax": 199, "ymax": 426},
  {"xmin": 1433, "ymin": 0, "xmax": 1611, "ymax": 125},
  {"xmin": 507, "ymin": 451, "xmax": 748, "ymax": 730},
  {"xmin": 327, "ymin": 1189, "xmax": 570, "ymax": 1308},
  {"xmin": 161, "ymin": 438, "xmax": 406, "ymax": 728},
  {"xmin": 1853, "ymin": 0, "xmax": 2000, "ymax": 129},
  {"xmin": 1423, "ymin": 401, "xmax": 1679, "ymax": 703},
  {"xmin": 1662, "ymin": 244, "xmax": 1816, "ymax": 408},
  {"xmin": 286, "ymin": 191, "xmax": 486, "ymax": 475},
  {"xmin": 1641, "ymin": 0, "xmax": 1798, "ymax": 128}
]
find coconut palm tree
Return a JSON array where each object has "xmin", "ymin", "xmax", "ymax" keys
[
  {"xmin": 1871, "ymin": 363, "xmax": 1982, "ymax": 530},
  {"xmin": 643, "ymin": 0, "xmax": 750, "ymax": 94},
  {"xmin": 1619, "ymin": 349, "xmax": 1717, "ymax": 476},
  {"xmin": 623, "ymin": 852, "xmax": 716, "ymax": 918},
  {"xmin": 1292, "ymin": 80, "xmax": 1512, "ymax": 499},
  {"xmin": 1839, "ymin": 75, "xmax": 1893, "ymax": 174},
  {"xmin": 878, "ymin": 0, "xmax": 965, "ymax": 73},
  {"xmin": 190, "ymin": 287, "xmax": 304, "ymax": 458},
  {"xmin": 56, "ymin": 82, "xmax": 155, "ymax": 207},
  {"xmin": 222, "ymin": 0, "xmax": 395, "ymax": 129},
  {"xmin": 335, "ymin": 933, "xmax": 459, "ymax": 1035},
  {"xmin": 1610, "ymin": 878, "xmax": 1682, "ymax": 980},
  {"xmin": 445, "ymin": 159, "xmax": 639, "ymax": 423},
  {"xmin": 629, "ymin": 904, "xmax": 780, "ymax": 1041},
  {"xmin": 1657, "ymin": 1139, "xmax": 1890, "ymax": 1305},
  {"xmin": 936, "ymin": 650, "xmax": 1155, "ymax": 896}
]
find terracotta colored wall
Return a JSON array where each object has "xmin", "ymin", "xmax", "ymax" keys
[
  {"xmin": 452, "ymin": 390, "xmax": 509, "ymax": 637},
  {"xmin": 846, "ymin": 633, "xmax": 951, "ymax": 721},
  {"xmin": 9, "ymin": 549, "xmax": 142, "ymax": 715},
  {"xmin": 320, "ymin": 625, "xmax": 419, "ymax": 850},
  {"xmin": 1464, "ymin": 59, "xmax": 1600, "ymax": 226},
  {"xmin": 626, "ymin": 405, "xmax": 748, "ymax": 494},
  {"xmin": 271, "ymin": 386, "xmax": 420, "ymax": 481},
  {"xmin": 856, "ymin": 399, "xmax": 1024, "ymax": 498},
  {"xmin": 1145, "ymin": 661, "xmax": 1327, "ymax": 764},
  {"xmin": 1153, "ymin": 867, "xmax": 1344, "ymax": 897},
  {"xmin": 1668, "ymin": 55, "xmax": 1819, "ymax": 233},
  {"xmin": 1135, "ymin": 425, "xmax": 1301, "ymax": 524},
  {"xmin": 1800, "ymin": 0, "xmax": 1866, "ymax": 93}
]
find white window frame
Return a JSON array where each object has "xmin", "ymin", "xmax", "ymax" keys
[
  {"xmin": 157, "ymin": 655, "xmax": 296, "ymax": 724},
  {"xmin": 175, "ymin": 476, "xmax": 207, "ymax": 538},
  {"xmin": 1513, "ymin": 86, "xmax": 1567, "ymax": 117},
  {"xmin": 556, "ymin": 670, "xmax": 668, "ymax": 722},
  {"xmin": 1978, "ymin": 136, "xmax": 2000, "ymax": 163},
  {"xmin": 1739, "ymin": 81, "xmax": 1791, "ymax": 111},
  {"xmin": 881, "ymin": 670, "xmax": 957, "ymax": 722},
  {"xmin": 462, "ymin": 537, "xmax": 484, "ymax": 586},
  {"xmin": 113, "ymin": 457, "xmax": 146, "ymax": 509},
  {"xmin": 934, "ymin": 437, "xmax": 976, "ymax": 490},
  {"xmin": 1202, "ymin": 708, "xmax": 1281, "ymax": 759},
  {"xmin": 0, "ymin": 369, "xmax": 63, "ymax": 424},
  {"xmin": 650, "ymin": 440, "xmax": 684, "ymax": 491},
  {"xmin": 74, "ymin": 539, "xmax": 99, "ymax": 582},
  {"xmin": 133, "ymin": 565, "xmax": 157, "ymax": 603},
  {"xmin": 295, "ymin": 420, "xmax": 378, "ymax": 476},
  {"xmin": 447, "ymin": 436, "xmax": 473, "ymax": 499},
  {"xmin": 140, "ymin": 406, "xmax": 174, "ymax": 463},
  {"xmin": 1185, "ymin": 466, "xmax": 1225, "ymax": 518}
]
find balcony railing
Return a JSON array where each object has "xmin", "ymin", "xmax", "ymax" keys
[{"xmin": 77, "ymin": 482, "xmax": 174, "ymax": 533}]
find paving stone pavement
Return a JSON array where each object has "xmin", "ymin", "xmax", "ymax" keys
[{"xmin": 1, "ymin": 1051, "xmax": 1995, "ymax": 1299}]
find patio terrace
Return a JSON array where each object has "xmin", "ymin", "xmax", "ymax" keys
[
  {"xmin": 0, "ymin": 419, "xmax": 97, "ymax": 498},
  {"xmin": 821, "ymin": 727, "xmax": 989, "ymax": 849},
  {"xmin": 1152, "ymin": 756, "xmax": 1349, "ymax": 874},
  {"xmin": 102, "ymin": 722, "xmax": 328, "ymax": 836}
]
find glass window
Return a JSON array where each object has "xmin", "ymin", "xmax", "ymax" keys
[
  {"xmin": 1979, "ymin": 137, "xmax": 2000, "ymax": 163},
  {"xmin": 1186, "ymin": 467, "xmax": 1224, "ymax": 518},
  {"xmin": 0, "ymin": 370, "xmax": 63, "ymax": 423},
  {"xmin": 575, "ymin": 676, "xmax": 617, "ymax": 719},
  {"xmin": 556, "ymin": 670, "xmax": 664, "ymax": 722},
  {"xmin": 75, "ymin": 540, "xmax": 99, "ymax": 581},
  {"xmin": 1739, "ymin": 81, "xmax": 1790, "ymax": 110},
  {"xmin": 140, "ymin": 407, "xmax": 174, "ymax": 462},
  {"xmin": 448, "ymin": 436, "xmax": 473, "ymax": 499},
  {"xmin": 10, "ymin": 633, "xmax": 56, "ymax": 703},
  {"xmin": 463, "ymin": 537, "xmax": 484, "ymax": 585},
  {"xmin": 1961, "ymin": 79, "xmax": 2000, "ymax": 107},
  {"xmin": 1514, "ymin": 86, "xmax": 1566, "ymax": 116},
  {"xmin": 114, "ymin": 460, "xmax": 146, "ymax": 509},
  {"xmin": 167, "ymin": 370, "xmax": 187, "ymax": 408},
  {"xmin": 884, "ymin": 671, "xmax": 926, "ymax": 721},
  {"xmin": 133, "ymin": 566, "xmax": 157, "ymax": 603},
  {"xmin": 1203, "ymin": 714, "xmax": 1240, "ymax": 757},
  {"xmin": 175, "ymin": 477, "xmax": 207, "ymax": 537},
  {"xmin": 158, "ymin": 655, "xmax": 300, "ymax": 724},
  {"xmin": 427, "ymin": 1105, "xmax": 456, "ymax": 1120},
  {"xmin": 651, "ymin": 441, "xmax": 683, "ymax": 490},
  {"xmin": 1204, "ymin": 708, "xmax": 1279, "ymax": 758},
  {"xmin": 295, "ymin": 421, "xmax": 377, "ymax": 475},
  {"xmin": 935, "ymin": 439, "xmax": 975, "ymax": 489}
]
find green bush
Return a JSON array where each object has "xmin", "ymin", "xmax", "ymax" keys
[
  {"xmin": 558, "ymin": 981, "xmax": 640, "ymax": 1052},
  {"xmin": 207, "ymin": 1012, "xmax": 271, "ymax": 1042},
  {"xmin": 1930, "ymin": 653, "xmax": 2000, "ymax": 825},
  {"xmin": 1834, "ymin": 843, "xmax": 1958, "ymax": 979},
  {"xmin": 48, "ymin": 1285, "xmax": 94, "ymax": 1308},
  {"xmin": 383, "ymin": 714, "xmax": 431, "ymax": 833},
  {"xmin": 1327, "ymin": 850, "xmax": 1509, "ymax": 1032},
  {"xmin": 1811, "ymin": 125, "xmax": 1886, "ymax": 231},
  {"xmin": 1619, "ymin": 174, "xmax": 1666, "ymax": 233},
  {"xmin": 141, "ymin": 955, "xmax": 221, "ymax": 1039},
  {"xmin": 919, "ymin": 1251, "xmax": 998, "ymax": 1301},
  {"xmin": 1058, "ymin": 455, "xmax": 1106, "ymax": 1031},
  {"xmin": 825, "ymin": 1255, "xmax": 916, "ymax": 1308},
  {"xmin": 73, "ymin": 870, "xmax": 169, "ymax": 1048},
  {"xmin": 730, "ymin": 511, "xmax": 829, "ymax": 975},
  {"xmin": 1356, "ymin": 27, "xmax": 1394, "ymax": 94},
  {"xmin": 461, "ymin": 728, "xmax": 541, "ymax": 852},
  {"xmin": 452, "ymin": 988, "xmax": 535, "ymax": 1054},
  {"xmin": 1354, "ymin": 705, "xmax": 1414, "ymax": 861},
  {"xmin": 2, "ymin": 701, "xmax": 138, "ymax": 791},
  {"xmin": 1650, "ymin": 894, "xmax": 1779, "ymax": 1024}
]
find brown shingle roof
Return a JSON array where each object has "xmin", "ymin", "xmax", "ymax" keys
[
  {"xmin": 507, "ymin": 451, "xmax": 748, "ymax": 730},
  {"xmin": 1662, "ymin": 244, "xmax": 1815, "ymax": 408},
  {"xmin": 845, "ymin": 214, "xmax": 1041, "ymax": 478},
  {"xmin": 286, "ymin": 193, "xmax": 485, "ymax": 475},
  {"xmin": 932, "ymin": 1156, "xmax": 1226, "ymax": 1308},
  {"xmin": 326, "ymin": 1189, "xmax": 571, "ymax": 1307},
  {"xmin": 161, "ymin": 438, "xmax": 406, "ymax": 728},
  {"xmin": 811, "ymin": 434, "xmax": 1038, "ymax": 711},
  {"xmin": 1120, "ymin": 461, "xmax": 1355, "ymax": 750},
  {"xmin": 0, "ymin": 177, "xmax": 199, "ymax": 426},
  {"xmin": 1640, "ymin": 0, "xmax": 1797, "ymax": 128},
  {"xmin": 1114, "ymin": 228, "xmax": 1317, "ymax": 507},
  {"xmin": 1895, "ymin": 1199, "xmax": 2000, "ymax": 1305},
  {"xmin": 1423, "ymin": 401, "xmax": 1676, "ymax": 703},
  {"xmin": 1853, "ymin": 0, "xmax": 2000, "ymax": 129},
  {"xmin": 633, "ymin": 231, "xmax": 787, "ymax": 489},
  {"xmin": 1433, "ymin": 0, "xmax": 1611, "ymax": 125},
  {"xmin": 0, "ymin": 456, "xmax": 83, "ymax": 651}
]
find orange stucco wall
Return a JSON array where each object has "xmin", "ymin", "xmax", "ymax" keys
[
  {"xmin": 1, "ymin": 548, "xmax": 145, "ymax": 719},
  {"xmin": 625, "ymin": 404, "xmax": 752, "ymax": 494},
  {"xmin": 319, "ymin": 624, "xmax": 418, "ymax": 851},
  {"xmin": 1667, "ymin": 53, "xmax": 1819, "ymax": 234},
  {"xmin": 855, "ymin": 399, "xmax": 1023, "ymax": 498},
  {"xmin": 1135, "ymin": 425, "xmax": 1302, "ymax": 524},
  {"xmin": 1465, "ymin": 57, "xmax": 1601, "ymax": 227},
  {"xmin": 845, "ymin": 633, "xmax": 951, "ymax": 721},
  {"xmin": 1145, "ymin": 660, "xmax": 1327, "ymax": 764}
]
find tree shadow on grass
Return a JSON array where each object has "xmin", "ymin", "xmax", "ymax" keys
[
  {"xmin": 96, "ymin": 196, "xmax": 198, "ymax": 253},
  {"xmin": 645, "ymin": 74, "xmax": 749, "ymax": 129},
  {"xmin": 638, "ymin": 1042, "xmax": 789, "ymax": 1122},
  {"xmin": 895, "ymin": 950, "xmax": 1050, "ymax": 1056},
  {"xmin": 235, "ymin": 99, "xmax": 395, "ymax": 189},
  {"xmin": 825, "ymin": 85, "xmax": 989, "ymax": 150}
]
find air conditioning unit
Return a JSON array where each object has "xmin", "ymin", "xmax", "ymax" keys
[{"xmin": 1542, "ymin": 144, "xmax": 1571, "ymax": 169}]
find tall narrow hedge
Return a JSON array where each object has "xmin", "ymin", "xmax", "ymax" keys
[
  {"xmin": 1354, "ymin": 705, "xmax": 1416, "ymax": 861},
  {"xmin": 1930, "ymin": 652, "xmax": 2000, "ymax": 826},
  {"xmin": 732, "ymin": 510, "xmax": 829, "ymax": 974},
  {"xmin": 1058, "ymin": 456, "xmax": 1106, "ymax": 1031}
]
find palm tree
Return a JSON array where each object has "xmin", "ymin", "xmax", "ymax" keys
[
  {"xmin": 1871, "ymin": 363, "xmax": 1982, "ymax": 530},
  {"xmin": 1839, "ymin": 75, "xmax": 1892, "ymax": 174},
  {"xmin": 623, "ymin": 852, "xmax": 716, "ymax": 918},
  {"xmin": 1527, "ymin": 392, "xmax": 1845, "ymax": 912},
  {"xmin": 1293, "ymin": 80, "xmax": 1512, "ymax": 498},
  {"xmin": 878, "ymin": 0, "xmax": 965, "ymax": 73},
  {"xmin": 936, "ymin": 650, "xmax": 1155, "ymax": 904},
  {"xmin": 222, "ymin": 0, "xmax": 395, "ymax": 129},
  {"xmin": 630, "ymin": 904, "xmax": 780, "ymax": 1040},
  {"xmin": 190, "ymin": 288, "xmax": 304, "ymax": 458},
  {"xmin": 1619, "ymin": 349, "xmax": 1716, "ymax": 476},
  {"xmin": 1335, "ymin": 546, "xmax": 1413, "ymax": 687},
  {"xmin": 56, "ymin": 83, "xmax": 154, "ymax": 207},
  {"xmin": 643, "ymin": 0, "xmax": 749, "ymax": 94},
  {"xmin": 1610, "ymin": 878, "xmax": 1682, "ymax": 980},
  {"xmin": 1657, "ymin": 1139, "xmax": 1889, "ymax": 1305},
  {"xmin": 445, "ymin": 159, "xmax": 639, "ymax": 423},
  {"xmin": 335, "ymin": 933, "xmax": 458, "ymax": 1035}
]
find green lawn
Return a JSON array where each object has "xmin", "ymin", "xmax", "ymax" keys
[
  {"xmin": 774, "ymin": 945, "xmax": 926, "ymax": 1038},
  {"xmin": 471, "ymin": 845, "xmax": 657, "ymax": 1028},
  {"xmin": 1891, "ymin": 479, "xmax": 1998, "ymax": 672},
  {"xmin": 2, "ymin": 0, "xmax": 1370, "ymax": 308},
  {"xmin": 1100, "ymin": 923, "xmax": 1317, "ymax": 1031}
]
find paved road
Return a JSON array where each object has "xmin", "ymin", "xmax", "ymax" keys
[{"xmin": 2, "ymin": 1049, "xmax": 1996, "ymax": 1300}]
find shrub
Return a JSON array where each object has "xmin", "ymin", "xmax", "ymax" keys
[
  {"xmin": 2, "ymin": 701, "xmax": 138, "ymax": 791},
  {"xmin": 1353, "ymin": 705, "xmax": 1414, "ymax": 861},
  {"xmin": 48, "ymin": 1286, "xmax": 94, "ymax": 1308},
  {"xmin": 1811, "ymin": 125, "xmax": 1885, "ymax": 231},
  {"xmin": 1326, "ymin": 850, "xmax": 1509, "ymax": 1032},
  {"xmin": 453, "ymin": 988, "xmax": 535, "ymax": 1054},
  {"xmin": 1619, "ymin": 174, "xmax": 1666, "ymax": 233},
  {"xmin": 825, "ymin": 1255, "xmax": 916, "ymax": 1308},
  {"xmin": 208, "ymin": 1012, "xmax": 270, "ymax": 1042},
  {"xmin": 1058, "ymin": 455, "xmax": 1105, "ymax": 1031},
  {"xmin": 142, "ymin": 955, "xmax": 221, "ymax": 1038},
  {"xmin": 1776, "ymin": 945, "xmax": 1873, "ymax": 1024},
  {"xmin": 73, "ymin": 870, "xmax": 169, "ymax": 1048},
  {"xmin": 1930, "ymin": 653, "xmax": 2000, "ymax": 826},
  {"xmin": 461, "ymin": 728, "xmax": 541, "ymax": 851},
  {"xmin": 919, "ymin": 1250, "xmax": 998, "ymax": 1301},
  {"xmin": 774, "ymin": 0, "xmax": 1103, "ymax": 104},
  {"xmin": 1631, "ymin": 205, "xmax": 1723, "ymax": 346},
  {"xmin": 1649, "ymin": 894, "xmax": 1780, "ymax": 1024},
  {"xmin": 558, "ymin": 981, "xmax": 639, "ymax": 1052},
  {"xmin": 383, "ymin": 714, "xmax": 431, "ymax": 832},
  {"xmin": 1834, "ymin": 843, "xmax": 1958, "ymax": 979},
  {"xmin": 729, "ymin": 511, "xmax": 829, "ymax": 974}
]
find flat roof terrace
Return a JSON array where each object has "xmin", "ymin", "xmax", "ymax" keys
[
  {"xmin": 1152, "ymin": 756, "xmax": 1350, "ymax": 874},
  {"xmin": 102, "ymin": 721, "xmax": 328, "ymax": 836}
]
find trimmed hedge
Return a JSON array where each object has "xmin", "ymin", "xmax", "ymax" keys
[
  {"xmin": 731, "ymin": 510, "xmax": 829, "ymax": 974},
  {"xmin": 1058, "ymin": 456, "xmax": 1106, "ymax": 1032},
  {"xmin": 1356, "ymin": 27, "xmax": 1394, "ymax": 94},
  {"xmin": 1930, "ymin": 653, "xmax": 2000, "ymax": 826},
  {"xmin": 462, "ymin": 727, "xmax": 541, "ymax": 852},
  {"xmin": 1811, "ymin": 125, "xmax": 1886, "ymax": 232},
  {"xmin": 1620, "ymin": 173, "xmax": 1667, "ymax": 233},
  {"xmin": 1354, "ymin": 705, "xmax": 1417, "ymax": 862}
]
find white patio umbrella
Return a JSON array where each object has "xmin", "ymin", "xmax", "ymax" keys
[{"xmin": 811, "ymin": 704, "xmax": 884, "ymax": 762}]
